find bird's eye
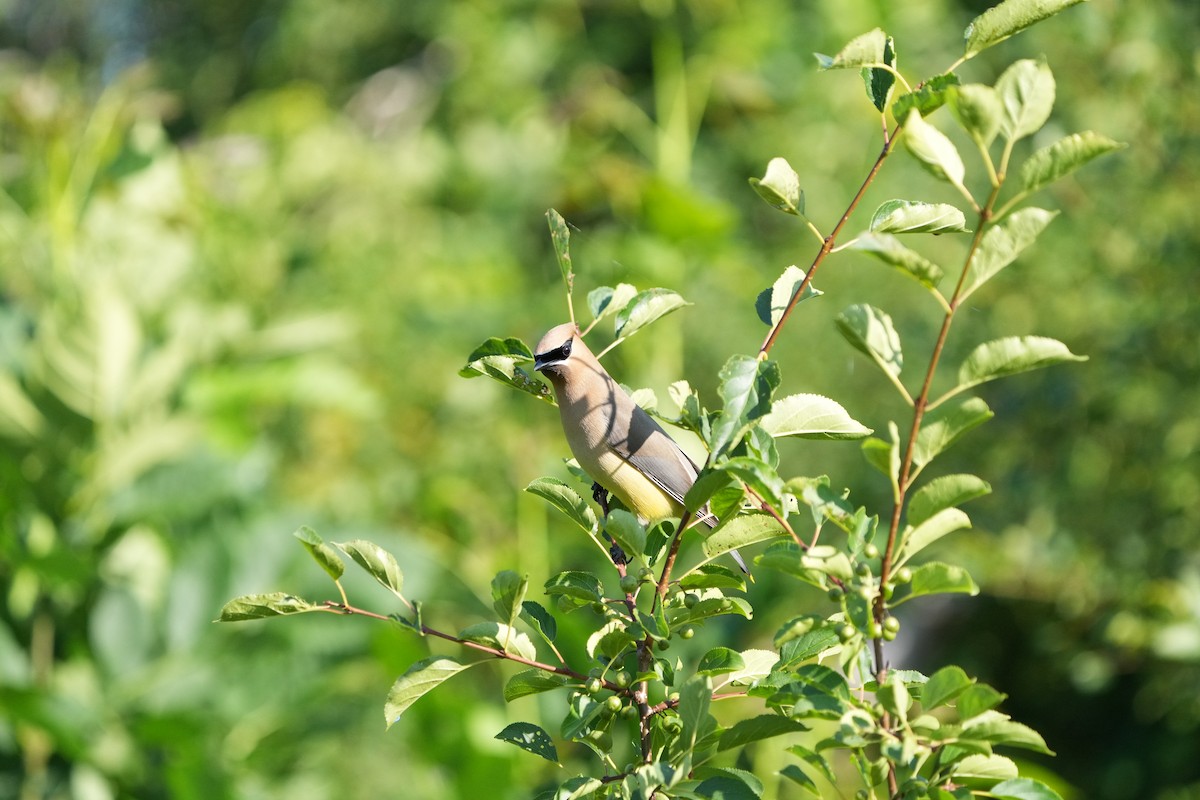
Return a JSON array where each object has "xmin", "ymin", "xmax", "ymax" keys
[{"xmin": 560, "ymin": 339, "xmax": 573, "ymax": 358}]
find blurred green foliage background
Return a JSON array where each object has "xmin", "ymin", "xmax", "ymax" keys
[{"xmin": 0, "ymin": 0, "xmax": 1196, "ymax": 798}]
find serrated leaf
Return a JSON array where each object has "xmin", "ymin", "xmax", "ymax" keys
[
  {"xmin": 543, "ymin": 571, "xmax": 603, "ymax": 604},
  {"xmin": 385, "ymin": 656, "xmax": 476, "ymax": 727},
  {"xmin": 718, "ymin": 715, "xmax": 809, "ymax": 751},
  {"xmin": 908, "ymin": 474, "xmax": 992, "ymax": 527},
  {"xmin": 756, "ymin": 265, "xmax": 822, "ymax": 328},
  {"xmin": 336, "ymin": 539, "xmax": 404, "ymax": 599},
  {"xmin": 589, "ymin": 282, "xmax": 638, "ymax": 325},
  {"xmin": 779, "ymin": 764, "xmax": 820, "ymax": 796},
  {"xmin": 870, "ymin": 200, "xmax": 968, "ymax": 234},
  {"xmin": 954, "ymin": 754, "xmax": 1019, "ymax": 785},
  {"xmin": 703, "ymin": 512, "xmax": 787, "ymax": 560},
  {"xmin": 604, "ymin": 509, "xmax": 647, "ymax": 560},
  {"xmin": 1020, "ymin": 131, "xmax": 1124, "ymax": 194},
  {"xmin": 680, "ymin": 564, "xmax": 747, "ymax": 592},
  {"xmin": 459, "ymin": 621, "xmax": 538, "ymax": 661},
  {"xmin": 586, "ymin": 619, "xmax": 635, "ymax": 660},
  {"xmin": 995, "ymin": 58, "xmax": 1056, "ymax": 142},
  {"xmin": 895, "ymin": 562, "xmax": 979, "ymax": 604},
  {"xmin": 294, "ymin": 526, "xmax": 344, "ymax": 581},
  {"xmin": 526, "ymin": 477, "xmax": 598, "ymax": 534},
  {"xmin": 460, "ymin": 337, "xmax": 553, "ymax": 403},
  {"xmin": 697, "ymin": 647, "xmax": 746, "ymax": 677},
  {"xmin": 962, "ymin": 208, "xmax": 1057, "ymax": 299},
  {"xmin": 614, "ymin": 288, "xmax": 690, "ymax": 341},
  {"xmin": 960, "ymin": 714, "xmax": 1054, "ymax": 754},
  {"xmin": 546, "ymin": 208, "xmax": 573, "ymax": 284},
  {"xmin": 504, "ymin": 669, "xmax": 568, "ymax": 702},
  {"xmin": 778, "ymin": 624, "xmax": 842, "ymax": 666},
  {"xmin": 863, "ymin": 35, "xmax": 896, "ymax": 111},
  {"xmin": 492, "ymin": 570, "xmax": 529, "ymax": 628},
  {"xmin": 836, "ymin": 304, "xmax": 903, "ymax": 379},
  {"xmin": 903, "ymin": 109, "xmax": 966, "ymax": 186},
  {"xmin": 912, "ymin": 397, "xmax": 993, "ymax": 471},
  {"xmin": 922, "ymin": 665, "xmax": 973, "ymax": 710},
  {"xmin": 892, "ymin": 73, "xmax": 960, "ymax": 120},
  {"xmin": 948, "ymin": 83, "xmax": 1004, "ymax": 147},
  {"xmin": 901, "ymin": 508, "xmax": 972, "ymax": 562},
  {"xmin": 749, "ymin": 157, "xmax": 803, "ymax": 215},
  {"xmin": 519, "ymin": 600, "xmax": 558, "ymax": 644},
  {"xmin": 847, "ymin": 233, "xmax": 944, "ymax": 290},
  {"xmin": 216, "ymin": 592, "xmax": 319, "ymax": 622},
  {"xmin": 989, "ymin": 778, "xmax": 1064, "ymax": 800},
  {"xmin": 496, "ymin": 721, "xmax": 559, "ymax": 763},
  {"xmin": 761, "ymin": 393, "xmax": 872, "ymax": 440},
  {"xmin": 959, "ymin": 682, "xmax": 1007, "ymax": 720},
  {"xmin": 709, "ymin": 355, "xmax": 781, "ymax": 458},
  {"xmin": 726, "ymin": 649, "xmax": 780, "ymax": 686},
  {"xmin": 957, "ymin": 336, "xmax": 1087, "ymax": 396},
  {"xmin": 964, "ymin": 0, "xmax": 1087, "ymax": 57},
  {"xmin": 816, "ymin": 28, "xmax": 886, "ymax": 70},
  {"xmin": 721, "ymin": 456, "xmax": 785, "ymax": 510}
]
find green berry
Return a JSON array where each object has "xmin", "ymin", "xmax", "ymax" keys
[
  {"xmin": 606, "ymin": 695, "xmax": 623, "ymax": 713},
  {"xmin": 667, "ymin": 691, "xmax": 681, "ymax": 704},
  {"xmin": 591, "ymin": 601, "xmax": 607, "ymax": 615},
  {"xmin": 894, "ymin": 566, "xmax": 912, "ymax": 584},
  {"xmin": 679, "ymin": 626, "xmax": 695, "ymax": 640},
  {"xmin": 838, "ymin": 624, "xmax": 856, "ymax": 642},
  {"xmin": 684, "ymin": 593, "xmax": 699, "ymax": 608},
  {"xmin": 828, "ymin": 586, "xmax": 845, "ymax": 602},
  {"xmin": 615, "ymin": 671, "xmax": 631, "ymax": 688},
  {"xmin": 586, "ymin": 678, "xmax": 603, "ymax": 694},
  {"xmin": 863, "ymin": 543, "xmax": 880, "ymax": 559},
  {"xmin": 620, "ymin": 575, "xmax": 639, "ymax": 594},
  {"xmin": 856, "ymin": 562, "xmax": 872, "ymax": 578},
  {"xmin": 656, "ymin": 639, "xmax": 670, "ymax": 651},
  {"xmin": 621, "ymin": 705, "xmax": 638, "ymax": 719}
]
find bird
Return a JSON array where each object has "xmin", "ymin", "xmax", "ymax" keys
[{"xmin": 533, "ymin": 322, "xmax": 749, "ymax": 574}]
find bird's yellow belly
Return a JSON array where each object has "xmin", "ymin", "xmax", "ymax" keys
[{"xmin": 569, "ymin": 433, "xmax": 679, "ymax": 523}]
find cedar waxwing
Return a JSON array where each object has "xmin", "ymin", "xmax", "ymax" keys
[{"xmin": 534, "ymin": 323, "xmax": 749, "ymax": 574}]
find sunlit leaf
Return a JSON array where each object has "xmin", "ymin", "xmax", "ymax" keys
[
  {"xmin": 779, "ymin": 764, "xmax": 820, "ymax": 796},
  {"xmin": 1020, "ymin": 132, "xmax": 1124, "ymax": 194},
  {"xmin": 815, "ymin": 28, "xmax": 886, "ymax": 70},
  {"xmin": 756, "ymin": 265, "xmax": 822, "ymax": 328},
  {"xmin": 703, "ymin": 512, "xmax": 787, "ymax": 560},
  {"xmin": 870, "ymin": 199, "xmax": 968, "ymax": 234},
  {"xmin": 588, "ymin": 283, "xmax": 637, "ymax": 323},
  {"xmin": 459, "ymin": 337, "xmax": 553, "ymax": 404},
  {"xmin": 385, "ymin": 656, "xmax": 476, "ymax": 728},
  {"xmin": 908, "ymin": 474, "xmax": 991, "ymax": 527},
  {"xmin": 680, "ymin": 564, "xmax": 747, "ymax": 591},
  {"xmin": 901, "ymin": 508, "xmax": 972, "ymax": 562},
  {"xmin": 709, "ymin": 355, "xmax": 781, "ymax": 457},
  {"xmin": 216, "ymin": 592, "xmax": 320, "ymax": 621},
  {"xmin": 526, "ymin": 477, "xmax": 598, "ymax": 534},
  {"xmin": 912, "ymin": 397, "xmax": 993, "ymax": 471},
  {"xmin": 962, "ymin": 208, "xmax": 1057, "ymax": 299},
  {"xmin": 954, "ymin": 754, "xmax": 1019, "ymax": 785},
  {"xmin": 761, "ymin": 393, "xmax": 872, "ymax": 440},
  {"xmin": 903, "ymin": 109, "xmax": 965, "ymax": 186},
  {"xmin": 546, "ymin": 208, "xmax": 573, "ymax": 285},
  {"xmin": 995, "ymin": 58, "xmax": 1056, "ymax": 142},
  {"xmin": 717, "ymin": 715, "xmax": 809, "ymax": 751},
  {"xmin": 957, "ymin": 335, "xmax": 1087, "ymax": 393},
  {"xmin": 922, "ymin": 665, "xmax": 974, "ymax": 710},
  {"xmin": 835, "ymin": 304, "xmax": 903, "ymax": 379},
  {"xmin": 697, "ymin": 647, "xmax": 747, "ymax": 677},
  {"xmin": 960, "ymin": 712, "xmax": 1055, "ymax": 754},
  {"xmin": 863, "ymin": 34, "xmax": 896, "ymax": 111},
  {"xmin": 496, "ymin": 721, "xmax": 559, "ymax": 763},
  {"xmin": 459, "ymin": 621, "xmax": 538, "ymax": 661},
  {"xmin": 959, "ymin": 682, "xmax": 1007, "ymax": 721},
  {"xmin": 847, "ymin": 233, "xmax": 944, "ymax": 290},
  {"xmin": 504, "ymin": 669, "xmax": 568, "ymax": 702},
  {"xmin": 336, "ymin": 539, "xmax": 405, "ymax": 599},
  {"xmin": 989, "ymin": 777, "xmax": 1064, "ymax": 800},
  {"xmin": 894, "ymin": 562, "xmax": 979, "ymax": 604},
  {"xmin": 294, "ymin": 526, "xmax": 344, "ymax": 581},
  {"xmin": 604, "ymin": 509, "xmax": 647, "ymax": 560},
  {"xmin": 492, "ymin": 570, "xmax": 529, "ymax": 628},
  {"xmin": 614, "ymin": 288, "xmax": 690, "ymax": 341},
  {"xmin": 948, "ymin": 84, "xmax": 1004, "ymax": 147},
  {"xmin": 544, "ymin": 571, "xmax": 603, "ymax": 604},
  {"xmin": 519, "ymin": 601, "xmax": 558, "ymax": 645},
  {"xmin": 892, "ymin": 73, "xmax": 960, "ymax": 120},
  {"xmin": 964, "ymin": 0, "xmax": 1088, "ymax": 57},
  {"xmin": 749, "ymin": 157, "xmax": 803, "ymax": 215}
]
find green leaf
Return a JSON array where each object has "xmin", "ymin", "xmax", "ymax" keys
[
  {"xmin": 587, "ymin": 620, "xmax": 637, "ymax": 660},
  {"xmin": 995, "ymin": 58, "xmax": 1056, "ymax": 142},
  {"xmin": 948, "ymin": 84, "xmax": 1004, "ymax": 147},
  {"xmin": 912, "ymin": 397, "xmax": 993, "ymax": 471},
  {"xmin": 543, "ymin": 571, "xmax": 603, "ymax": 604},
  {"xmin": 901, "ymin": 508, "xmax": 972, "ymax": 562},
  {"xmin": 492, "ymin": 570, "xmax": 529, "ymax": 628},
  {"xmin": 778, "ymin": 623, "xmax": 842, "ymax": 666},
  {"xmin": 459, "ymin": 337, "xmax": 553, "ymax": 403},
  {"xmin": 847, "ymin": 233, "xmax": 944, "ymax": 290},
  {"xmin": 216, "ymin": 592, "xmax": 319, "ymax": 621},
  {"xmin": 964, "ymin": 0, "xmax": 1088, "ymax": 57},
  {"xmin": 1020, "ymin": 131, "xmax": 1124, "ymax": 195},
  {"xmin": 698, "ymin": 647, "xmax": 746, "ymax": 677},
  {"xmin": 709, "ymin": 355, "xmax": 781, "ymax": 458},
  {"xmin": 718, "ymin": 715, "xmax": 809, "ymax": 751},
  {"xmin": 861, "ymin": 435, "xmax": 898, "ymax": 481},
  {"xmin": 504, "ymin": 669, "xmax": 568, "ymax": 702},
  {"xmin": 862, "ymin": 34, "xmax": 896, "ymax": 111},
  {"xmin": 922, "ymin": 665, "xmax": 973, "ymax": 710},
  {"xmin": 546, "ymin": 208, "xmax": 573, "ymax": 285},
  {"xmin": 684, "ymin": 469, "xmax": 740, "ymax": 518},
  {"xmin": 605, "ymin": 509, "xmax": 647, "ymax": 560},
  {"xmin": 903, "ymin": 109, "xmax": 965, "ymax": 186},
  {"xmin": 959, "ymin": 682, "xmax": 1007, "ymax": 721},
  {"xmin": 525, "ymin": 477, "xmax": 598, "ymax": 534},
  {"xmin": 749, "ymin": 157, "xmax": 803, "ymax": 215},
  {"xmin": 779, "ymin": 764, "xmax": 820, "ymax": 796},
  {"xmin": 614, "ymin": 288, "xmax": 690, "ymax": 341},
  {"xmin": 960, "ymin": 712, "xmax": 1055, "ymax": 754},
  {"xmin": 385, "ymin": 656, "xmax": 476, "ymax": 727},
  {"xmin": 877, "ymin": 675, "xmax": 912, "ymax": 723},
  {"xmin": 334, "ymin": 539, "xmax": 405, "ymax": 599},
  {"xmin": 815, "ymin": 28, "xmax": 886, "ymax": 70},
  {"xmin": 908, "ymin": 474, "xmax": 992, "ymax": 527},
  {"xmin": 676, "ymin": 675, "xmax": 714, "ymax": 767},
  {"xmin": 703, "ymin": 512, "xmax": 787, "ymax": 560},
  {"xmin": 588, "ymin": 283, "xmax": 637, "ymax": 324},
  {"xmin": 722, "ymin": 456, "xmax": 785, "ymax": 510},
  {"xmin": 962, "ymin": 208, "xmax": 1058, "ymax": 299},
  {"xmin": 294, "ymin": 526, "xmax": 344, "ymax": 581},
  {"xmin": 520, "ymin": 601, "xmax": 558, "ymax": 644},
  {"xmin": 953, "ymin": 754, "xmax": 1019, "ymax": 785},
  {"xmin": 895, "ymin": 562, "xmax": 979, "ymax": 604},
  {"xmin": 458, "ymin": 621, "xmax": 538, "ymax": 660},
  {"xmin": 869, "ymin": 199, "xmax": 968, "ymax": 234},
  {"xmin": 761, "ymin": 393, "xmax": 872, "ymax": 440},
  {"xmin": 957, "ymin": 336, "xmax": 1087, "ymax": 395},
  {"xmin": 989, "ymin": 778, "xmax": 1064, "ymax": 800},
  {"xmin": 496, "ymin": 721, "xmax": 559, "ymax": 763},
  {"xmin": 680, "ymin": 564, "xmax": 747, "ymax": 591},
  {"xmin": 726, "ymin": 649, "xmax": 780, "ymax": 686},
  {"xmin": 892, "ymin": 73, "xmax": 960, "ymax": 120},
  {"xmin": 756, "ymin": 265, "xmax": 822, "ymax": 328},
  {"xmin": 0, "ymin": 371, "xmax": 44, "ymax": 441},
  {"xmin": 835, "ymin": 304, "xmax": 903, "ymax": 379}
]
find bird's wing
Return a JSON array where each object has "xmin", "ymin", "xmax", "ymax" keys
[{"xmin": 614, "ymin": 401, "xmax": 718, "ymax": 528}]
